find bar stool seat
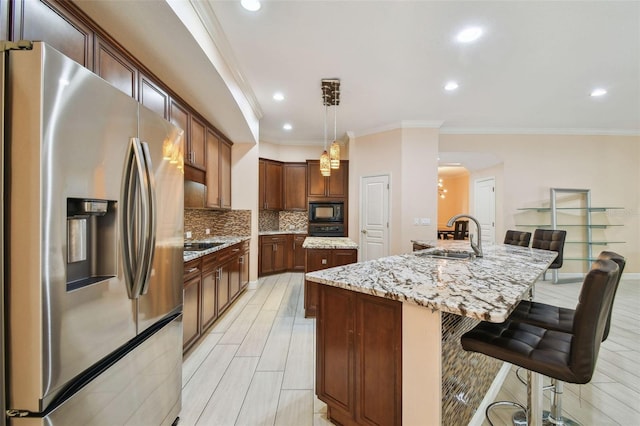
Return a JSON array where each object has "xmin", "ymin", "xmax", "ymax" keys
[{"xmin": 461, "ymin": 259, "xmax": 620, "ymax": 425}]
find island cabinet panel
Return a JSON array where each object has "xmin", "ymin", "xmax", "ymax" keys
[
  {"xmin": 304, "ymin": 248, "xmax": 357, "ymax": 317},
  {"xmin": 317, "ymin": 285, "xmax": 402, "ymax": 426}
]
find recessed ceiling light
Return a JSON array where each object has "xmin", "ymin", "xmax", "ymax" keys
[
  {"xmin": 456, "ymin": 27, "xmax": 483, "ymax": 43},
  {"xmin": 444, "ymin": 81, "xmax": 459, "ymax": 91},
  {"xmin": 273, "ymin": 92, "xmax": 285, "ymax": 101},
  {"xmin": 283, "ymin": 123, "xmax": 292, "ymax": 131},
  {"xmin": 241, "ymin": 0, "xmax": 261, "ymax": 12},
  {"xmin": 590, "ymin": 88, "xmax": 607, "ymax": 97}
]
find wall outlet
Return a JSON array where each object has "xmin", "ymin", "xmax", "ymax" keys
[
  {"xmin": 414, "ymin": 218, "xmax": 420, "ymax": 225},
  {"xmin": 185, "ymin": 231, "xmax": 192, "ymax": 239},
  {"xmin": 421, "ymin": 218, "xmax": 431, "ymax": 225},
  {"xmin": 205, "ymin": 228, "xmax": 210, "ymax": 235},
  {"xmin": 289, "ymin": 224, "xmax": 295, "ymax": 230}
]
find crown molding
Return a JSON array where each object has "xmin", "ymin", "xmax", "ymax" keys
[
  {"xmin": 439, "ymin": 127, "xmax": 640, "ymax": 136},
  {"xmin": 189, "ymin": 0, "xmax": 263, "ymax": 120},
  {"xmin": 354, "ymin": 120, "xmax": 444, "ymax": 138}
]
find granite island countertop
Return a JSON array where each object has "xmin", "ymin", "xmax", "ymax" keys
[
  {"xmin": 183, "ymin": 236, "xmax": 250, "ymax": 262},
  {"xmin": 302, "ymin": 236, "xmax": 359, "ymax": 250},
  {"xmin": 305, "ymin": 240, "xmax": 557, "ymax": 322}
]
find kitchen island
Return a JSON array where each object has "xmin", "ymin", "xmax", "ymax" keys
[
  {"xmin": 302, "ymin": 237, "xmax": 358, "ymax": 317},
  {"xmin": 305, "ymin": 240, "xmax": 557, "ymax": 426}
]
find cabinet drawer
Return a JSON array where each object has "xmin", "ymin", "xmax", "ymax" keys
[
  {"xmin": 183, "ymin": 259, "xmax": 201, "ymax": 282},
  {"xmin": 261, "ymin": 235, "xmax": 287, "ymax": 243},
  {"xmin": 201, "ymin": 252, "xmax": 220, "ymax": 273}
]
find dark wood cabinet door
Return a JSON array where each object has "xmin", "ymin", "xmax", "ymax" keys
[
  {"xmin": 240, "ymin": 249, "xmax": 250, "ymax": 290},
  {"xmin": 94, "ymin": 36, "xmax": 137, "ymax": 98},
  {"xmin": 219, "ymin": 141, "xmax": 232, "ymax": 209},
  {"xmin": 284, "ymin": 163, "xmax": 307, "ymax": 210},
  {"xmin": 229, "ymin": 254, "xmax": 241, "ymax": 300},
  {"xmin": 328, "ymin": 161, "xmax": 348, "ymax": 198},
  {"xmin": 304, "ymin": 249, "xmax": 331, "ymax": 317},
  {"xmin": 139, "ymin": 74, "xmax": 169, "ymax": 119},
  {"xmin": 264, "ymin": 161, "xmax": 283, "ymax": 210},
  {"xmin": 13, "ymin": 0, "xmax": 93, "ymax": 68},
  {"xmin": 183, "ymin": 275, "xmax": 201, "ymax": 351},
  {"xmin": 273, "ymin": 241, "xmax": 287, "ymax": 272},
  {"xmin": 317, "ymin": 285, "xmax": 355, "ymax": 417},
  {"xmin": 216, "ymin": 265, "xmax": 230, "ymax": 315},
  {"xmin": 189, "ymin": 115, "xmax": 207, "ymax": 170},
  {"xmin": 259, "ymin": 240, "xmax": 274, "ymax": 275},
  {"xmin": 201, "ymin": 269, "xmax": 217, "ymax": 330},
  {"xmin": 259, "ymin": 160, "xmax": 266, "ymax": 210},
  {"xmin": 292, "ymin": 235, "xmax": 306, "ymax": 271},
  {"xmin": 333, "ymin": 249, "xmax": 358, "ymax": 266},
  {"xmin": 169, "ymin": 99, "xmax": 189, "ymax": 144},
  {"xmin": 307, "ymin": 160, "xmax": 326, "ymax": 197},
  {"xmin": 205, "ymin": 129, "xmax": 220, "ymax": 208},
  {"xmin": 355, "ymin": 294, "xmax": 402, "ymax": 426}
]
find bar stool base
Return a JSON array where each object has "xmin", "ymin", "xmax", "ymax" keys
[{"xmin": 512, "ymin": 410, "xmax": 580, "ymax": 426}]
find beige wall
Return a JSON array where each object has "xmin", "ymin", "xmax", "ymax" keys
[
  {"xmin": 231, "ymin": 142, "xmax": 259, "ymax": 282},
  {"xmin": 348, "ymin": 127, "xmax": 439, "ymax": 256},
  {"xmin": 440, "ymin": 133, "xmax": 640, "ymax": 274}
]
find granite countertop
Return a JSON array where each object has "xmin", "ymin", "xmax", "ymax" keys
[
  {"xmin": 183, "ymin": 236, "xmax": 250, "ymax": 262},
  {"xmin": 259, "ymin": 230, "xmax": 308, "ymax": 235},
  {"xmin": 302, "ymin": 237, "xmax": 359, "ymax": 250},
  {"xmin": 305, "ymin": 240, "xmax": 557, "ymax": 322}
]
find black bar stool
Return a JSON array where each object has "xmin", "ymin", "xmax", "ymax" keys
[
  {"xmin": 508, "ymin": 251, "xmax": 625, "ymax": 425},
  {"xmin": 461, "ymin": 258, "xmax": 620, "ymax": 426},
  {"xmin": 531, "ymin": 229, "xmax": 566, "ymax": 282},
  {"xmin": 504, "ymin": 230, "xmax": 532, "ymax": 247}
]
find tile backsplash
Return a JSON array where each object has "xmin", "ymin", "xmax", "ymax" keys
[
  {"xmin": 185, "ymin": 209, "xmax": 251, "ymax": 240},
  {"xmin": 258, "ymin": 210, "xmax": 308, "ymax": 232}
]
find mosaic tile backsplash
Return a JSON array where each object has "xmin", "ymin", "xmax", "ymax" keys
[
  {"xmin": 258, "ymin": 210, "xmax": 308, "ymax": 232},
  {"xmin": 185, "ymin": 209, "xmax": 251, "ymax": 240}
]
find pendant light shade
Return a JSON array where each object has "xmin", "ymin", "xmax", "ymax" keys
[
  {"xmin": 320, "ymin": 150, "xmax": 331, "ymax": 176},
  {"xmin": 330, "ymin": 141, "xmax": 340, "ymax": 169}
]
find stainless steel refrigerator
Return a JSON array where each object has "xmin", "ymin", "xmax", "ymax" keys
[{"xmin": 2, "ymin": 42, "xmax": 184, "ymax": 425}]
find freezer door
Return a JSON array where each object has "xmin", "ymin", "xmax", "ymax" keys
[
  {"xmin": 136, "ymin": 105, "xmax": 184, "ymax": 333},
  {"xmin": 7, "ymin": 43, "xmax": 138, "ymax": 411}
]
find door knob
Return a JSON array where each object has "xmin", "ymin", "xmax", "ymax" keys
[{"xmin": 361, "ymin": 229, "xmax": 367, "ymax": 234}]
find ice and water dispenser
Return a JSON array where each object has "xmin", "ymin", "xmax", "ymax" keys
[{"xmin": 66, "ymin": 198, "xmax": 117, "ymax": 291}]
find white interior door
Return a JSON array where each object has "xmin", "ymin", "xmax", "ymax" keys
[
  {"xmin": 474, "ymin": 177, "xmax": 496, "ymax": 245},
  {"xmin": 360, "ymin": 175, "xmax": 390, "ymax": 261}
]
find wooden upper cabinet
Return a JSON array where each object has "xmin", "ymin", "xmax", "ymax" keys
[
  {"xmin": 189, "ymin": 115, "xmax": 207, "ymax": 170},
  {"xmin": 12, "ymin": 0, "xmax": 94, "ymax": 68},
  {"xmin": 307, "ymin": 160, "xmax": 348, "ymax": 199},
  {"xmin": 205, "ymin": 129, "xmax": 220, "ymax": 208},
  {"xmin": 94, "ymin": 36, "xmax": 137, "ymax": 98},
  {"xmin": 219, "ymin": 140, "xmax": 232, "ymax": 209},
  {"xmin": 259, "ymin": 159, "xmax": 283, "ymax": 210},
  {"xmin": 139, "ymin": 74, "xmax": 169, "ymax": 119},
  {"xmin": 283, "ymin": 163, "xmax": 307, "ymax": 211}
]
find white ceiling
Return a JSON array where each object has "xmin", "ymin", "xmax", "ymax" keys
[{"xmin": 75, "ymin": 1, "xmax": 639, "ymax": 148}]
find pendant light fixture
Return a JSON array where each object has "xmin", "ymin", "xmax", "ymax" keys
[
  {"xmin": 320, "ymin": 79, "xmax": 341, "ymax": 175},
  {"xmin": 330, "ymin": 81, "xmax": 341, "ymax": 169}
]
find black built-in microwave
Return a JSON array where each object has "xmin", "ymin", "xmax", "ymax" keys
[{"xmin": 309, "ymin": 201, "xmax": 344, "ymax": 223}]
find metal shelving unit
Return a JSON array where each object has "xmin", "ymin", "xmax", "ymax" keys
[{"xmin": 517, "ymin": 188, "xmax": 624, "ymax": 283}]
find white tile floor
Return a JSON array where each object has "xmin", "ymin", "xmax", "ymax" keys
[{"xmin": 180, "ymin": 272, "xmax": 640, "ymax": 426}]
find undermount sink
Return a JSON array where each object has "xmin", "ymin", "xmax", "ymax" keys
[
  {"xmin": 184, "ymin": 242, "xmax": 225, "ymax": 251},
  {"xmin": 415, "ymin": 249, "xmax": 476, "ymax": 260}
]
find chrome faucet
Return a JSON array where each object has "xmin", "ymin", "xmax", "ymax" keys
[{"xmin": 447, "ymin": 214, "xmax": 483, "ymax": 257}]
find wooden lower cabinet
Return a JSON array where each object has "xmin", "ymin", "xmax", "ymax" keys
[
  {"xmin": 259, "ymin": 235, "xmax": 287, "ymax": 275},
  {"xmin": 183, "ymin": 259, "xmax": 202, "ymax": 350},
  {"xmin": 317, "ymin": 285, "xmax": 402, "ymax": 426},
  {"xmin": 291, "ymin": 235, "xmax": 306, "ymax": 271},
  {"xmin": 183, "ymin": 241, "xmax": 249, "ymax": 353},
  {"xmin": 305, "ymin": 248, "xmax": 357, "ymax": 317}
]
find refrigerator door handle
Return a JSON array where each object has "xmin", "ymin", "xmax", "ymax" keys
[
  {"xmin": 120, "ymin": 137, "xmax": 152, "ymax": 299},
  {"xmin": 138, "ymin": 140, "xmax": 157, "ymax": 296}
]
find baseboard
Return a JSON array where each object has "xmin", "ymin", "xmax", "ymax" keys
[
  {"xmin": 468, "ymin": 362, "xmax": 512, "ymax": 426},
  {"xmin": 247, "ymin": 280, "xmax": 259, "ymax": 290}
]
